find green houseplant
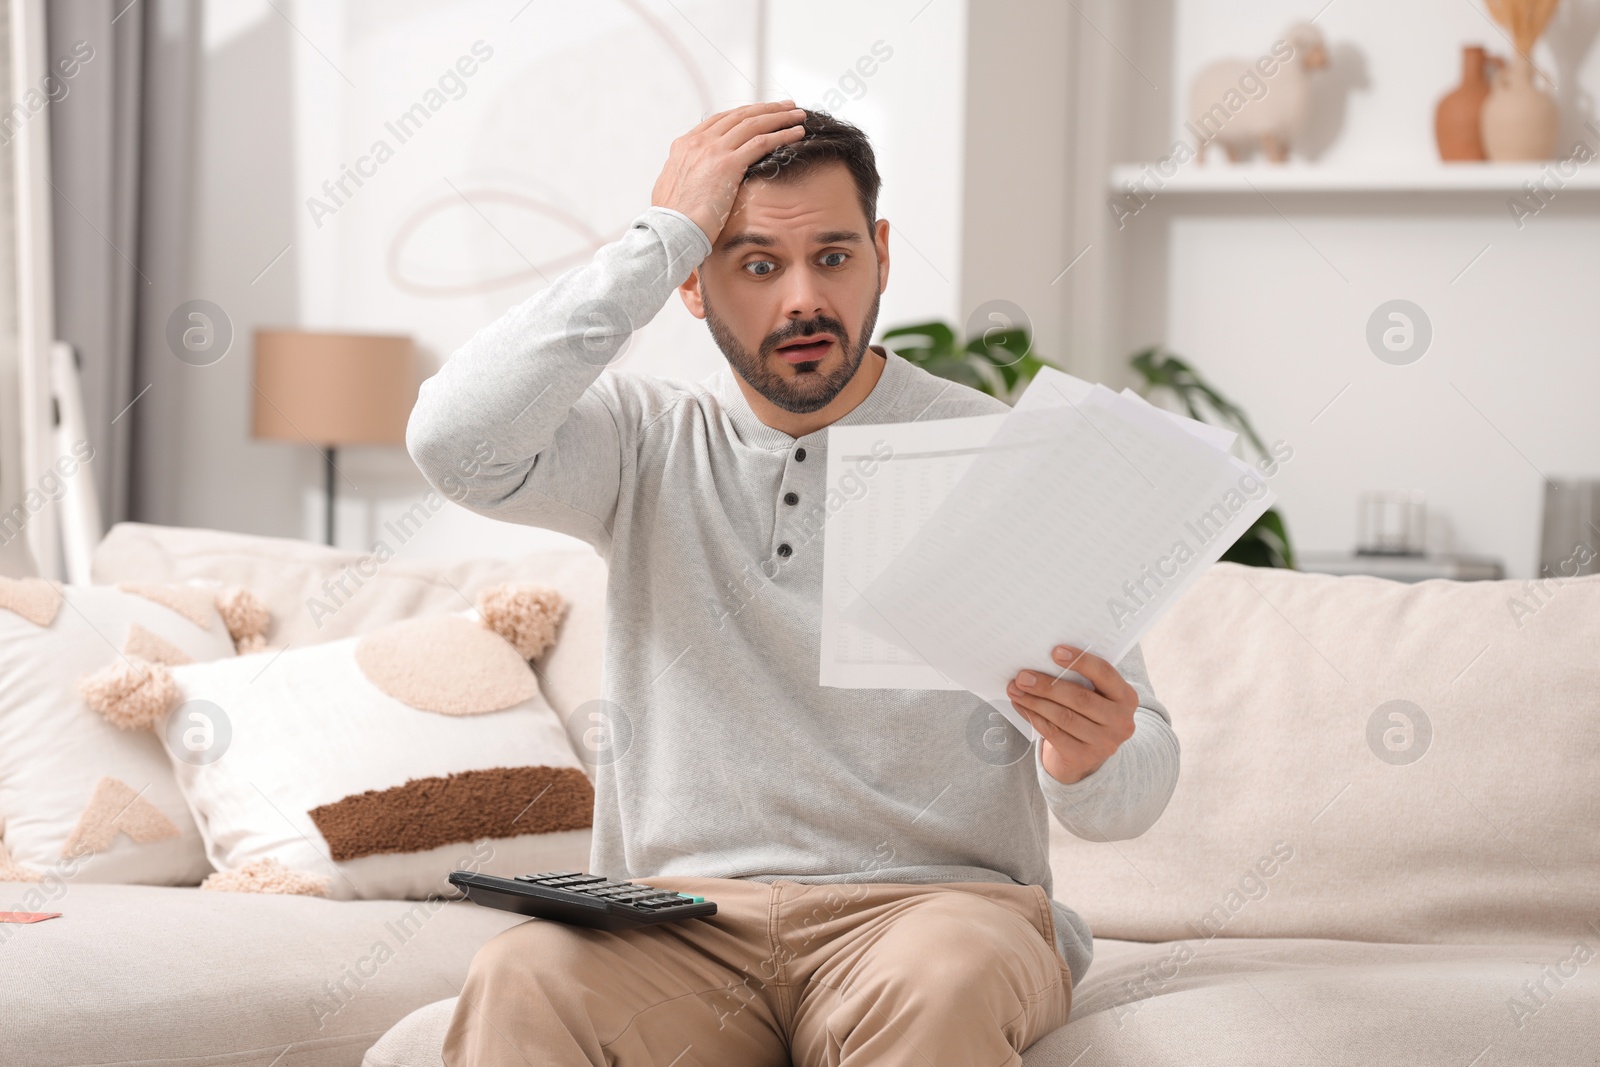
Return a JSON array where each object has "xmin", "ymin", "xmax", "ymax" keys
[
  {"xmin": 879, "ymin": 322, "xmax": 1296, "ymax": 569},
  {"xmin": 879, "ymin": 320, "xmax": 1048, "ymax": 404}
]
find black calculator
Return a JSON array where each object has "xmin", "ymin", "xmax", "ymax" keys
[{"xmin": 447, "ymin": 870, "xmax": 718, "ymax": 930}]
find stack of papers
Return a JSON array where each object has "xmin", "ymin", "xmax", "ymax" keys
[{"xmin": 821, "ymin": 367, "xmax": 1276, "ymax": 739}]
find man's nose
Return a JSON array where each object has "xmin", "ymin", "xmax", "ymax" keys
[{"xmin": 779, "ymin": 273, "xmax": 828, "ymax": 322}]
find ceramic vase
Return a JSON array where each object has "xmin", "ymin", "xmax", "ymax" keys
[
  {"xmin": 1435, "ymin": 46, "xmax": 1497, "ymax": 161},
  {"xmin": 1482, "ymin": 53, "xmax": 1559, "ymax": 161}
]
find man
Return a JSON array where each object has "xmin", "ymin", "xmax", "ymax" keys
[{"xmin": 406, "ymin": 102, "xmax": 1180, "ymax": 1066}]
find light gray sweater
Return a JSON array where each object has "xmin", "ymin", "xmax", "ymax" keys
[{"xmin": 405, "ymin": 205, "xmax": 1181, "ymax": 986}]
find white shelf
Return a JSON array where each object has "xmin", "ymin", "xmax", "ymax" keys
[
  {"xmin": 1297, "ymin": 553, "xmax": 1505, "ymax": 582},
  {"xmin": 1107, "ymin": 161, "xmax": 1600, "ymax": 194}
]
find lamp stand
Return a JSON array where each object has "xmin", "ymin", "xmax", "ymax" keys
[{"xmin": 324, "ymin": 445, "xmax": 338, "ymax": 546}]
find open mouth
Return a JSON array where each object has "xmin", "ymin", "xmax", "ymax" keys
[{"xmin": 774, "ymin": 335, "xmax": 836, "ymax": 364}]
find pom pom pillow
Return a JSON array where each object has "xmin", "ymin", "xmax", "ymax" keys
[
  {"xmin": 82, "ymin": 584, "xmax": 592, "ymax": 900},
  {"xmin": 0, "ymin": 576, "xmax": 267, "ymax": 885}
]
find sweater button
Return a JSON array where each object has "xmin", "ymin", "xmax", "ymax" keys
[
  {"xmin": 783, "ymin": 492, "xmax": 799, "ymax": 506},
  {"xmin": 794, "ymin": 448, "xmax": 807, "ymax": 462},
  {"xmin": 777, "ymin": 543, "xmax": 793, "ymax": 558}
]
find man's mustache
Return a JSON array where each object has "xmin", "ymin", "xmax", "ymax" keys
[{"xmin": 761, "ymin": 316, "xmax": 851, "ymax": 358}]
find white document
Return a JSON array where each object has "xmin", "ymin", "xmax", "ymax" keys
[
  {"xmin": 821, "ymin": 369, "xmax": 1274, "ymax": 740},
  {"xmin": 821, "ymin": 414, "xmax": 1007, "ymax": 691},
  {"xmin": 1119, "ymin": 387, "xmax": 1240, "ymax": 452}
]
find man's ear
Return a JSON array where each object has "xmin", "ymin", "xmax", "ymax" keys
[
  {"xmin": 874, "ymin": 218, "xmax": 891, "ymax": 295},
  {"xmin": 678, "ymin": 267, "xmax": 707, "ymax": 320}
]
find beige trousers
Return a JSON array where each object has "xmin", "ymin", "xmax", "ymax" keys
[{"xmin": 443, "ymin": 875, "xmax": 1073, "ymax": 1066}]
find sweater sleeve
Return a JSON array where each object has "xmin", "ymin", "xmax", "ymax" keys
[
  {"xmin": 404, "ymin": 205, "xmax": 713, "ymax": 552},
  {"xmin": 1036, "ymin": 642, "xmax": 1180, "ymax": 842}
]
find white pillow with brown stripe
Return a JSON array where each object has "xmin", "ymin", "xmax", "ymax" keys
[
  {"xmin": 0, "ymin": 576, "xmax": 264, "ymax": 887},
  {"xmin": 99, "ymin": 585, "xmax": 592, "ymax": 901}
]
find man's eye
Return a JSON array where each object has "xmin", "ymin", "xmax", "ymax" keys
[
  {"xmin": 821, "ymin": 252, "xmax": 848, "ymax": 267},
  {"xmin": 745, "ymin": 260, "xmax": 776, "ymax": 276}
]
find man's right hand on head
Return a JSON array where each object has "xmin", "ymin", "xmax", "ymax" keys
[{"xmin": 651, "ymin": 100, "xmax": 809, "ymax": 248}]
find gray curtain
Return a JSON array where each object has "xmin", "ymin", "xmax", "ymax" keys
[
  {"xmin": 46, "ymin": 0, "xmax": 198, "ymax": 529},
  {"xmin": 0, "ymin": 0, "xmax": 26, "ymax": 578}
]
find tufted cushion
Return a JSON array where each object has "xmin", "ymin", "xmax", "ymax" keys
[
  {"xmin": 90, "ymin": 521, "xmax": 607, "ymax": 759},
  {"xmin": 0, "ymin": 579, "xmax": 239, "ymax": 885}
]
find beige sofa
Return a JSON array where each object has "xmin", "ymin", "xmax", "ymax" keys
[{"xmin": 4, "ymin": 521, "xmax": 1597, "ymax": 1066}]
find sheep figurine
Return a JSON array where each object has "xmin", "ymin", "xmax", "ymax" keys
[{"xmin": 1188, "ymin": 22, "xmax": 1328, "ymax": 163}]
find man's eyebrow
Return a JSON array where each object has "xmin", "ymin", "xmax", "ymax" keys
[
  {"xmin": 716, "ymin": 229, "xmax": 866, "ymax": 253},
  {"xmin": 716, "ymin": 231, "xmax": 776, "ymax": 253}
]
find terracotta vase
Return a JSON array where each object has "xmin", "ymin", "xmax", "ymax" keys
[
  {"xmin": 1435, "ymin": 46, "xmax": 1498, "ymax": 161},
  {"xmin": 1481, "ymin": 53, "xmax": 1559, "ymax": 161}
]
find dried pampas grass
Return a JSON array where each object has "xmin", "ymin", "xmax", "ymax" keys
[{"xmin": 1486, "ymin": 0, "xmax": 1561, "ymax": 55}]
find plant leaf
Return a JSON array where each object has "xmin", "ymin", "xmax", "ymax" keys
[{"xmin": 1220, "ymin": 507, "xmax": 1294, "ymax": 569}]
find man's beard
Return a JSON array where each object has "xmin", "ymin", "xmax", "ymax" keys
[{"xmin": 703, "ymin": 286, "xmax": 882, "ymax": 415}]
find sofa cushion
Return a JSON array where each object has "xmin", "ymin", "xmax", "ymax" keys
[
  {"xmin": 160, "ymin": 607, "xmax": 592, "ymax": 900},
  {"xmin": 362, "ymin": 998, "xmax": 455, "ymax": 1067},
  {"xmin": 0, "ymin": 879, "xmax": 526, "ymax": 1067},
  {"xmin": 90, "ymin": 521, "xmax": 607, "ymax": 756},
  {"xmin": 1040, "ymin": 934, "xmax": 1600, "ymax": 1065},
  {"xmin": 0, "ymin": 580, "xmax": 240, "ymax": 886},
  {"xmin": 1050, "ymin": 562, "xmax": 1600, "ymax": 946},
  {"xmin": 363, "ymin": 935, "xmax": 1600, "ymax": 1066}
]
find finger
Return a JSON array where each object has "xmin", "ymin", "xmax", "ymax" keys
[
  {"xmin": 1011, "ymin": 673, "xmax": 1138, "ymax": 748},
  {"xmin": 1050, "ymin": 645, "xmax": 1138, "ymax": 706},
  {"xmin": 1012, "ymin": 669, "xmax": 1119, "ymax": 727},
  {"xmin": 726, "ymin": 121, "xmax": 809, "ymax": 170},
  {"xmin": 723, "ymin": 110, "xmax": 806, "ymax": 160},
  {"xmin": 704, "ymin": 99, "xmax": 799, "ymax": 137},
  {"xmin": 687, "ymin": 105, "xmax": 746, "ymax": 138},
  {"xmin": 700, "ymin": 99, "xmax": 792, "ymax": 134},
  {"xmin": 1006, "ymin": 685, "xmax": 1095, "ymax": 747},
  {"xmin": 724, "ymin": 104, "xmax": 808, "ymax": 138},
  {"xmin": 1009, "ymin": 692, "xmax": 1090, "ymax": 756}
]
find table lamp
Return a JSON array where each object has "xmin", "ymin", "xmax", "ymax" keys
[{"xmin": 252, "ymin": 330, "xmax": 416, "ymax": 545}]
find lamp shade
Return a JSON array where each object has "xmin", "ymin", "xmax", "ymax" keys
[{"xmin": 252, "ymin": 330, "xmax": 416, "ymax": 446}]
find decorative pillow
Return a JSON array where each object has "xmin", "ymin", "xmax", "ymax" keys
[
  {"xmin": 81, "ymin": 583, "xmax": 592, "ymax": 900},
  {"xmin": 0, "ymin": 576, "xmax": 268, "ymax": 885}
]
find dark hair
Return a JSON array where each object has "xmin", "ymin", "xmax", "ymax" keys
[{"xmin": 742, "ymin": 109, "xmax": 881, "ymax": 231}]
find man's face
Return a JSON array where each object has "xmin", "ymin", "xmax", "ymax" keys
[{"xmin": 680, "ymin": 161, "xmax": 890, "ymax": 414}]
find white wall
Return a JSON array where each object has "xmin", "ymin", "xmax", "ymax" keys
[
  {"xmin": 174, "ymin": 0, "xmax": 969, "ymax": 563},
  {"xmin": 959, "ymin": 1, "xmax": 1074, "ymax": 367},
  {"xmin": 1102, "ymin": 0, "xmax": 1600, "ymax": 577},
  {"xmin": 766, "ymin": 0, "xmax": 968, "ymax": 335}
]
